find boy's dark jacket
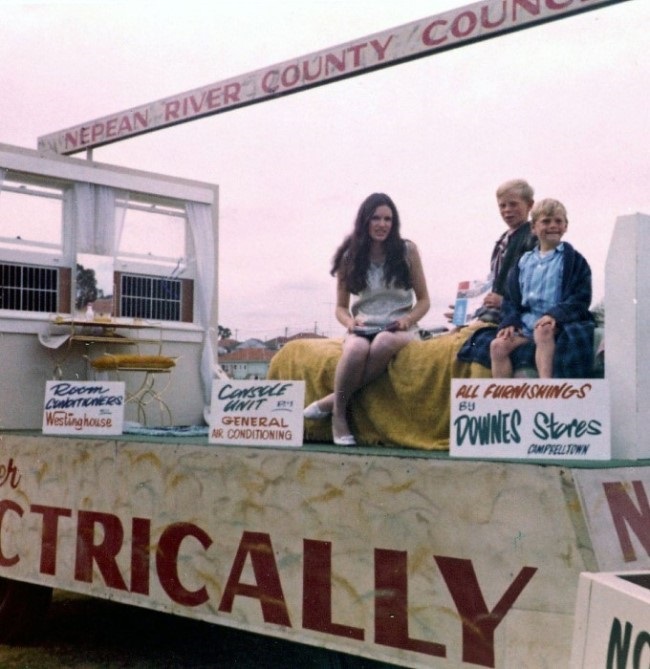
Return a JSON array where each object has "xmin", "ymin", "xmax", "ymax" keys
[{"xmin": 500, "ymin": 241, "xmax": 593, "ymax": 329}]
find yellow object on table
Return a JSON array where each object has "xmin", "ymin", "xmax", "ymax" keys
[{"xmin": 90, "ymin": 354, "xmax": 176, "ymax": 371}]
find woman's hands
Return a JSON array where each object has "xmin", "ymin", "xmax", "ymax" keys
[{"xmin": 393, "ymin": 317, "xmax": 411, "ymax": 331}]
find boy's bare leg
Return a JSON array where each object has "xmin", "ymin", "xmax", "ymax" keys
[
  {"xmin": 534, "ymin": 323, "xmax": 556, "ymax": 378},
  {"xmin": 490, "ymin": 333, "xmax": 529, "ymax": 378}
]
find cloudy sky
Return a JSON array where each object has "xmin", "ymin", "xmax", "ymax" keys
[{"xmin": 2, "ymin": 0, "xmax": 648, "ymax": 340}]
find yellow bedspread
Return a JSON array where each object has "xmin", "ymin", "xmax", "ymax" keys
[{"xmin": 267, "ymin": 325, "xmax": 492, "ymax": 450}]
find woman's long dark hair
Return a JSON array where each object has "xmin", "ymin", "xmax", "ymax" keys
[{"xmin": 330, "ymin": 193, "xmax": 411, "ymax": 294}]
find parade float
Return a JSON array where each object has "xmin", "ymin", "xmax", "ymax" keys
[{"xmin": 1, "ymin": 2, "xmax": 646, "ymax": 667}]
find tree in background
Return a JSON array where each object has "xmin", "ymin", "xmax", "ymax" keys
[
  {"xmin": 75, "ymin": 263, "xmax": 98, "ymax": 310},
  {"xmin": 218, "ymin": 325, "xmax": 232, "ymax": 340}
]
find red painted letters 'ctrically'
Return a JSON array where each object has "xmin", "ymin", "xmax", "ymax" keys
[
  {"xmin": 218, "ymin": 531, "xmax": 291, "ymax": 627},
  {"xmin": 302, "ymin": 539, "xmax": 364, "ymax": 640},
  {"xmin": 435, "ymin": 556, "xmax": 537, "ymax": 667}
]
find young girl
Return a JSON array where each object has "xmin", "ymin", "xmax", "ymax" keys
[
  {"xmin": 490, "ymin": 198, "xmax": 595, "ymax": 378},
  {"xmin": 304, "ymin": 192, "xmax": 430, "ymax": 445}
]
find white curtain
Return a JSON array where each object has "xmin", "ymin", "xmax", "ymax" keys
[
  {"xmin": 185, "ymin": 202, "xmax": 216, "ymax": 409},
  {"xmin": 73, "ymin": 184, "xmax": 128, "ymax": 256},
  {"xmin": 95, "ymin": 186, "xmax": 128, "ymax": 256},
  {"xmin": 94, "ymin": 186, "xmax": 115, "ymax": 256},
  {"xmin": 113, "ymin": 192, "xmax": 128, "ymax": 257},
  {"xmin": 73, "ymin": 183, "xmax": 94, "ymax": 253}
]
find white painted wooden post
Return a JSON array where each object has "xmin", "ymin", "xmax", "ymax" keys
[{"xmin": 606, "ymin": 213, "xmax": 650, "ymax": 459}]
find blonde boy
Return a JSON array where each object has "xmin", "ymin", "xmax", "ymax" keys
[{"xmin": 490, "ymin": 199, "xmax": 595, "ymax": 378}]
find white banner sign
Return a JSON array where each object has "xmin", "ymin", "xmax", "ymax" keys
[
  {"xmin": 37, "ymin": 0, "xmax": 627, "ymax": 154},
  {"xmin": 450, "ymin": 378, "xmax": 611, "ymax": 460},
  {"xmin": 42, "ymin": 380, "xmax": 125, "ymax": 435},
  {"xmin": 209, "ymin": 379, "xmax": 305, "ymax": 447}
]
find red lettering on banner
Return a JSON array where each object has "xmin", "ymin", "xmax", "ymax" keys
[
  {"xmin": 325, "ymin": 52, "xmax": 346, "ymax": 75},
  {"xmin": 347, "ymin": 43, "xmax": 366, "ymax": 68},
  {"xmin": 63, "ymin": 111, "xmax": 149, "ymax": 150},
  {"xmin": 513, "ymin": 0, "xmax": 541, "ymax": 18},
  {"xmin": 302, "ymin": 539, "xmax": 364, "ymax": 640},
  {"xmin": 452, "ymin": 11, "xmax": 478, "ymax": 38},
  {"xmin": 482, "ymin": 3, "xmax": 508, "ymax": 29},
  {"xmin": 164, "ymin": 86, "xmax": 243, "ymax": 122},
  {"xmin": 223, "ymin": 82, "xmax": 241, "ymax": 104},
  {"xmin": 422, "ymin": 0, "xmax": 581, "ymax": 49},
  {"xmin": 375, "ymin": 549, "xmax": 446, "ymax": 657},
  {"xmin": 131, "ymin": 517, "xmax": 151, "ymax": 595},
  {"xmin": 30, "ymin": 504, "xmax": 72, "ymax": 575},
  {"xmin": 0, "ymin": 500, "xmax": 23, "ymax": 567},
  {"xmin": 156, "ymin": 522, "xmax": 212, "ymax": 606},
  {"xmin": 218, "ymin": 531, "xmax": 291, "ymax": 627},
  {"xmin": 261, "ymin": 38, "xmax": 394, "ymax": 96},
  {"xmin": 603, "ymin": 480, "xmax": 650, "ymax": 562},
  {"xmin": 0, "ymin": 459, "xmax": 21, "ymax": 489},
  {"xmin": 261, "ymin": 70, "xmax": 279, "ymax": 93},
  {"xmin": 117, "ymin": 116, "xmax": 132, "ymax": 133},
  {"xmin": 0, "ymin": 499, "xmax": 541, "ymax": 664},
  {"xmin": 422, "ymin": 20, "xmax": 448, "ymax": 46},
  {"xmin": 41, "ymin": 0, "xmax": 613, "ymax": 154},
  {"xmin": 104, "ymin": 118, "xmax": 117, "ymax": 137},
  {"xmin": 75, "ymin": 510, "xmax": 128, "ymax": 591},
  {"xmin": 435, "ymin": 556, "xmax": 537, "ymax": 667},
  {"xmin": 371, "ymin": 37, "xmax": 392, "ymax": 61},
  {"xmin": 282, "ymin": 65, "xmax": 301, "ymax": 89},
  {"xmin": 303, "ymin": 59, "xmax": 322, "ymax": 82}
]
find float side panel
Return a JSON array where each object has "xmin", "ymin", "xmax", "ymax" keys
[{"xmin": 0, "ymin": 434, "xmax": 600, "ymax": 668}]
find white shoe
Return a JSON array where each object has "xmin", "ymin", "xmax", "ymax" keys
[
  {"xmin": 333, "ymin": 434, "xmax": 356, "ymax": 446},
  {"xmin": 303, "ymin": 400, "xmax": 331, "ymax": 420}
]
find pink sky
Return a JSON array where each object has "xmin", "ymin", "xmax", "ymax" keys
[{"xmin": 1, "ymin": 0, "xmax": 648, "ymax": 339}]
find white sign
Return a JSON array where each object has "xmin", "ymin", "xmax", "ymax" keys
[
  {"xmin": 573, "ymin": 468, "xmax": 650, "ymax": 571},
  {"xmin": 42, "ymin": 380, "xmax": 125, "ymax": 435},
  {"xmin": 209, "ymin": 379, "xmax": 305, "ymax": 447},
  {"xmin": 571, "ymin": 571, "xmax": 650, "ymax": 668},
  {"xmin": 37, "ymin": 0, "xmax": 625, "ymax": 154},
  {"xmin": 450, "ymin": 378, "xmax": 611, "ymax": 460}
]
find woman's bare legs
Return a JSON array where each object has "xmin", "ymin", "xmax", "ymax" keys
[
  {"xmin": 330, "ymin": 331, "xmax": 414, "ymax": 439},
  {"xmin": 331, "ymin": 336, "xmax": 371, "ymax": 438}
]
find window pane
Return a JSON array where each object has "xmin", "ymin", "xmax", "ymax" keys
[
  {"xmin": 0, "ymin": 181, "xmax": 63, "ymax": 249},
  {"xmin": 119, "ymin": 272, "xmax": 183, "ymax": 322},
  {"xmin": 119, "ymin": 206, "xmax": 185, "ymax": 260},
  {"xmin": 0, "ymin": 262, "xmax": 59, "ymax": 312}
]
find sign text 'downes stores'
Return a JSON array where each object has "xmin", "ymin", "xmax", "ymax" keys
[{"xmin": 450, "ymin": 378, "xmax": 610, "ymax": 460}]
